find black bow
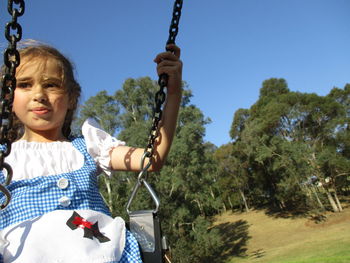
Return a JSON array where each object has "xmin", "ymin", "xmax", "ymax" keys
[{"xmin": 66, "ymin": 211, "xmax": 110, "ymax": 243}]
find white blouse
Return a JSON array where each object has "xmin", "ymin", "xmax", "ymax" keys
[{"xmin": 5, "ymin": 118, "xmax": 125, "ymax": 180}]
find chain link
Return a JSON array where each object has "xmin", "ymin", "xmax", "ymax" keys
[
  {"xmin": 0, "ymin": 0, "xmax": 25, "ymax": 209},
  {"xmin": 166, "ymin": 0, "xmax": 183, "ymax": 46},
  {"xmin": 141, "ymin": 0, "xmax": 183, "ymax": 175}
]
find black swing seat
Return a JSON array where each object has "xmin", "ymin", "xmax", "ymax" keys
[{"xmin": 127, "ymin": 210, "xmax": 167, "ymax": 263}]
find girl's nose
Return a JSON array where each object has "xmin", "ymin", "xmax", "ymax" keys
[{"xmin": 33, "ymin": 85, "xmax": 48, "ymax": 103}]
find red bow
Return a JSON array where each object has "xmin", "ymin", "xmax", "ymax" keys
[
  {"xmin": 72, "ymin": 216, "xmax": 93, "ymax": 229},
  {"xmin": 66, "ymin": 211, "xmax": 110, "ymax": 243}
]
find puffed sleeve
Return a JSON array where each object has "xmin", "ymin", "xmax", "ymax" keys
[{"xmin": 82, "ymin": 118, "xmax": 126, "ymax": 176}]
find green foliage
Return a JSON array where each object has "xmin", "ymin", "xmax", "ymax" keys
[
  {"xmin": 158, "ymin": 97, "xmax": 223, "ymax": 260},
  {"xmin": 225, "ymin": 78, "xmax": 350, "ymax": 214},
  {"xmin": 72, "ymin": 90, "xmax": 120, "ymax": 135},
  {"xmin": 230, "ymin": 108, "xmax": 250, "ymax": 140},
  {"xmin": 259, "ymin": 78, "xmax": 289, "ymax": 98},
  {"xmin": 75, "ymin": 76, "xmax": 223, "ymax": 262}
]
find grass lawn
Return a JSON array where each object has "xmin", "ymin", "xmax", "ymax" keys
[{"xmin": 214, "ymin": 206, "xmax": 350, "ymax": 263}]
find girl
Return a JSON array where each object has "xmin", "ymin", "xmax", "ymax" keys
[{"xmin": 0, "ymin": 42, "xmax": 182, "ymax": 263}]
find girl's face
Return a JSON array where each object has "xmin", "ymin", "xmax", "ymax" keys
[{"xmin": 13, "ymin": 56, "xmax": 70, "ymax": 141}]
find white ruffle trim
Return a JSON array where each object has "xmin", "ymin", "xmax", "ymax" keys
[
  {"xmin": 6, "ymin": 140, "xmax": 84, "ymax": 180},
  {"xmin": 82, "ymin": 118, "xmax": 126, "ymax": 176},
  {"xmin": 4, "ymin": 118, "xmax": 125, "ymax": 180}
]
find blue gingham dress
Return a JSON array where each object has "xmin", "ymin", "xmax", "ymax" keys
[{"xmin": 0, "ymin": 137, "xmax": 142, "ymax": 263}]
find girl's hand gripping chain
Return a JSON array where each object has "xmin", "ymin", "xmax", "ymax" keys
[{"xmin": 153, "ymin": 44, "xmax": 183, "ymax": 96}]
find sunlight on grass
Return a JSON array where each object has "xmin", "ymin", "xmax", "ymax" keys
[
  {"xmin": 215, "ymin": 208, "xmax": 350, "ymax": 263},
  {"xmin": 230, "ymin": 236, "xmax": 350, "ymax": 263},
  {"xmin": 268, "ymin": 239, "xmax": 350, "ymax": 263}
]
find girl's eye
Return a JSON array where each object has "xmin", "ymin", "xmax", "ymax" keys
[
  {"xmin": 45, "ymin": 83, "xmax": 60, "ymax": 90},
  {"xmin": 17, "ymin": 82, "xmax": 31, "ymax": 89}
]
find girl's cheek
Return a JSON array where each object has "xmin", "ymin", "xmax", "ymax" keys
[{"xmin": 13, "ymin": 91, "xmax": 26, "ymax": 110}]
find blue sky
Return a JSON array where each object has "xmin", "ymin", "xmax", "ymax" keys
[{"xmin": 1, "ymin": 0, "xmax": 349, "ymax": 147}]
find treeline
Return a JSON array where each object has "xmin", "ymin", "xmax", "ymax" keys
[
  {"xmin": 226, "ymin": 78, "xmax": 350, "ymax": 214},
  {"xmin": 73, "ymin": 77, "xmax": 350, "ymax": 263}
]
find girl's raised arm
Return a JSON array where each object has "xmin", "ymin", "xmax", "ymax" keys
[{"xmin": 110, "ymin": 44, "xmax": 182, "ymax": 172}]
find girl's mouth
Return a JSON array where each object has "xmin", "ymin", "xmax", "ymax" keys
[{"xmin": 31, "ymin": 108, "xmax": 50, "ymax": 115}]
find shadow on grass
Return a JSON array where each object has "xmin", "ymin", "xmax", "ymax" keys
[
  {"xmin": 264, "ymin": 205, "xmax": 310, "ymax": 219},
  {"xmin": 213, "ymin": 219, "xmax": 251, "ymax": 262},
  {"xmin": 262, "ymin": 205, "xmax": 330, "ymax": 225}
]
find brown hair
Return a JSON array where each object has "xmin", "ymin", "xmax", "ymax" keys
[{"xmin": 4, "ymin": 43, "xmax": 81, "ymax": 141}]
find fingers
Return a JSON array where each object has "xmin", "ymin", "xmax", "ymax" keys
[
  {"xmin": 154, "ymin": 44, "xmax": 182, "ymax": 75},
  {"xmin": 156, "ymin": 59, "xmax": 180, "ymax": 69},
  {"xmin": 153, "ymin": 44, "xmax": 181, "ymax": 63},
  {"xmin": 156, "ymin": 60, "xmax": 182, "ymax": 77},
  {"xmin": 153, "ymin": 44, "xmax": 182, "ymax": 94},
  {"xmin": 166, "ymin": 44, "xmax": 181, "ymax": 58}
]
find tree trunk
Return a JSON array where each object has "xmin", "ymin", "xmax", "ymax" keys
[
  {"xmin": 333, "ymin": 192, "xmax": 343, "ymax": 212},
  {"xmin": 103, "ymin": 176, "xmax": 114, "ymax": 214},
  {"xmin": 239, "ymin": 188, "xmax": 250, "ymax": 212},
  {"xmin": 222, "ymin": 202, "xmax": 227, "ymax": 213},
  {"xmin": 193, "ymin": 199, "xmax": 204, "ymax": 216},
  {"xmin": 310, "ymin": 186, "xmax": 325, "ymax": 211},
  {"xmin": 276, "ymin": 199, "xmax": 286, "ymax": 210},
  {"xmin": 228, "ymin": 197, "xmax": 234, "ymax": 211},
  {"xmin": 325, "ymin": 190, "xmax": 339, "ymax": 212},
  {"xmin": 210, "ymin": 186, "xmax": 215, "ymax": 199},
  {"xmin": 168, "ymin": 183, "xmax": 174, "ymax": 198}
]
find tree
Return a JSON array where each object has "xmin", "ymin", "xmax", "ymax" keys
[
  {"xmin": 159, "ymin": 102, "xmax": 223, "ymax": 262},
  {"xmin": 214, "ymin": 143, "xmax": 250, "ymax": 212},
  {"xmin": 230, "ymin": 108, "xmax": 250, "ymax": 141},
  {"xmin": 73, "ymin": 90, "xmax": 120, "ymax": 136},
  {"xmin": 229, "ymin": 78, "xmax": 350, "ymax": 213},
  {"xmin": 259, "ymin": 78, "xmax": 289, "ymax": 98}
]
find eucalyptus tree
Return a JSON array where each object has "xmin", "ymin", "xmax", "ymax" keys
[
  {"xmin": 229, "ymin": 78, "xmax": 349, "ymax": 213},
  {"xmin": 161, "ymin": 102, "xmax": 223, "ymax": 262},
  {"xmin": 214, "ymin": 143, "xmax": 250, "ymax": 212}
]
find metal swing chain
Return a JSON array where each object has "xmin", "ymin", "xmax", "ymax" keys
[
  {"xmin": 0, "ymin": 0, "xmax": 25, "ymax": 209},
  {"xmin": 141, "ymin": 0, "xmax": 183, "ymax": 177},
  {"xmin": 127, "ymin": 0, "xmax": 183, "ymax": 214}
]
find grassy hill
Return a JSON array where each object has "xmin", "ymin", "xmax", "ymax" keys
[{"xmin": 213, "ymin": 206, "xmax": 350, "ymax": 263}]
